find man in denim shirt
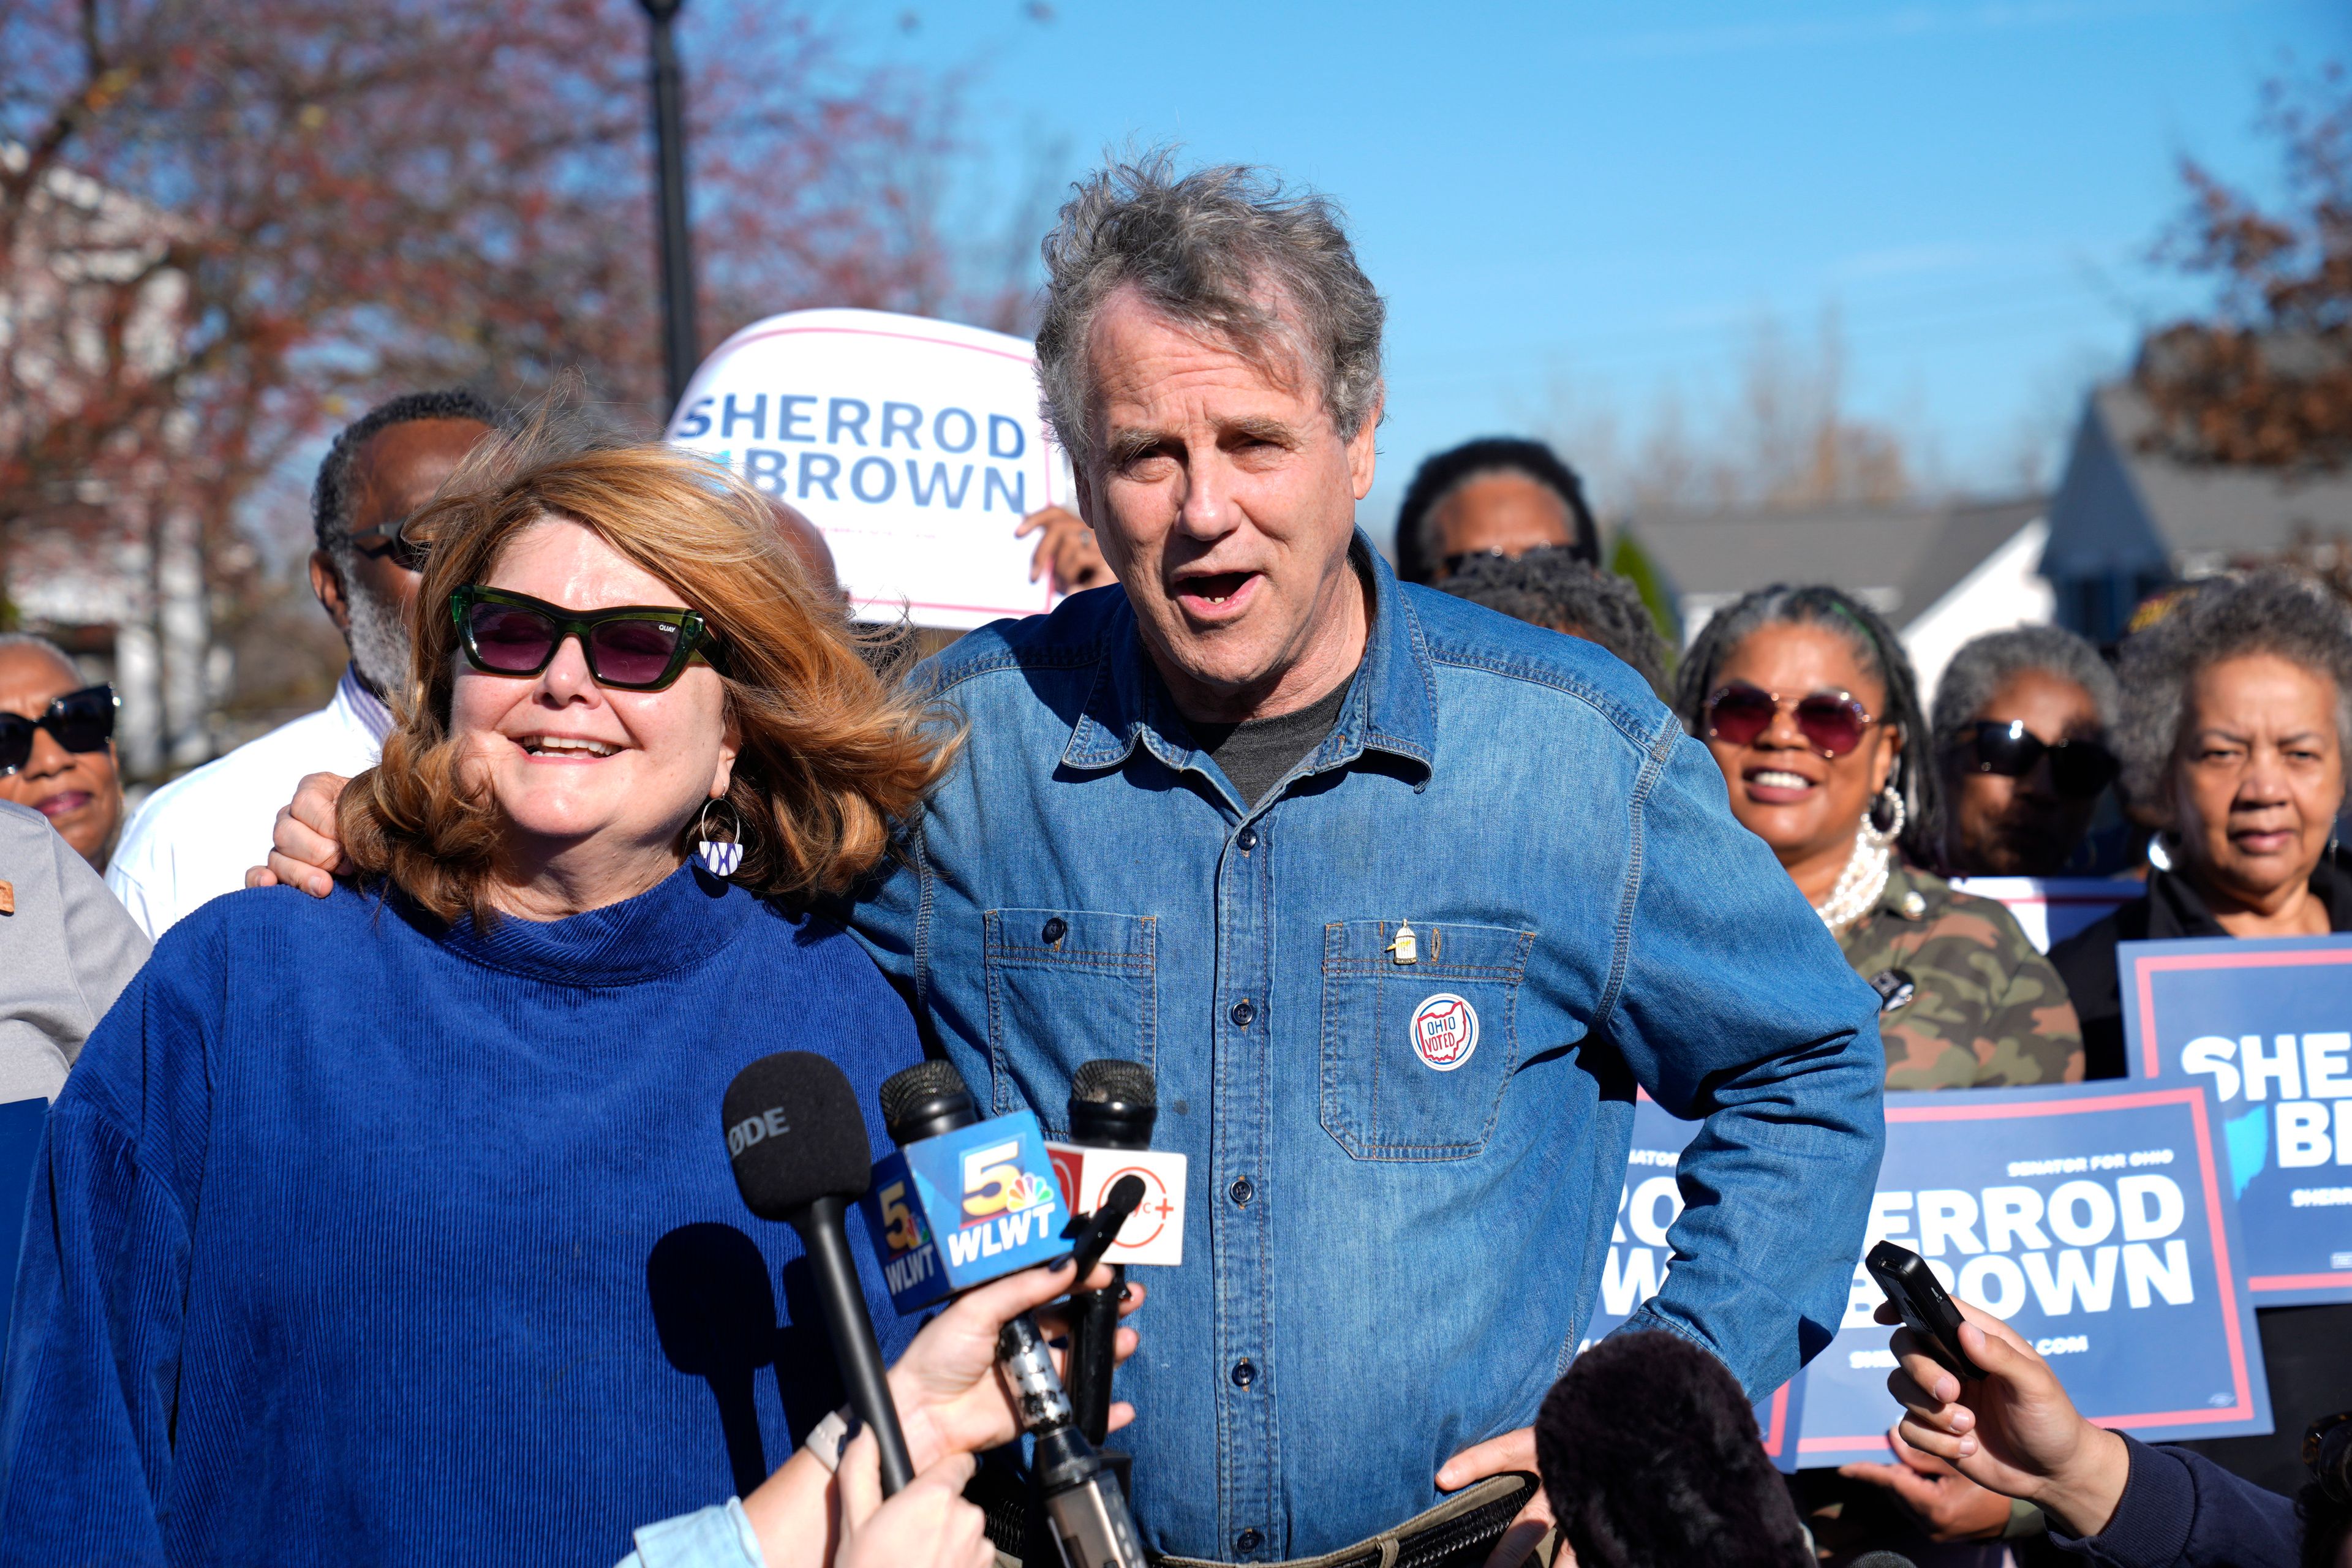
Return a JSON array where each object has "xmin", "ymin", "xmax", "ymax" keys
[
  {"xmin": 260, "ymin": 157, "xmax": 1885, "ymax": 1566},
  {"xmin": 847, "ymin": 156, "xmax": 1885, "ymax": 1564}
]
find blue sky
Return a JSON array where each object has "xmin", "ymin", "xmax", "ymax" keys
[{"xmin": 783, "ymin": 0, "xmax": 2345, "ymax": 525}]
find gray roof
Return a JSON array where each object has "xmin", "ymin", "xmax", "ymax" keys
[
  {"xmin": 2041, "ymin": 383, "xmax": 2352, "ymax": 578},
  {"xmin": 1623, "ymin": 497, "xmax": 2044, "ymax": 628}
]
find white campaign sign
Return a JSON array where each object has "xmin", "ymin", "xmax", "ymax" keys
[
  {"xmin": 1951, "ymin": 876, "xmax": 2143, "ymax": 953},
  {"xmin": 665, "ymin": 308, "xmax": 1072, "ymax": 630}
]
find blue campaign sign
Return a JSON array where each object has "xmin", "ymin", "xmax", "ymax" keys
[
  {"xmin": 0, "ymin": 1098, "xmax": 47, "ymax": 1352},
  {"xmin": 1798, "ymin": 1082, "xmax": 2269, "ymax": 1467},
  {"xmin": 1585, "ymin": 1096, "xmax": 1806, "ymax": 1473},
  {"xmin": 2118, "ymin": 934, "xmax": 2352, "ymax": 1305}
]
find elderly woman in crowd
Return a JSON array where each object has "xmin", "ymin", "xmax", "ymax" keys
[
  {"xmin": 0, "ymin": 419, "xmax": 970, "ymax": 1564},
  {"xmin": 1933, "ymin": 624, "xmax": 2121, "ymax": 878},
  {"xmin": 1675, "ymin": 585, "xmax": 2082, "ymax": 1091},
  {"xmin": 2049, "ymin": 565, "xmax": 2352, "ymax": 1510},
  {"xmin": 0, "ymin": 631, "xmax": 124, "ymax": 870}
]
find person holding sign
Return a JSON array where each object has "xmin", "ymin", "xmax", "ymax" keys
[
  {"xmin": 1932, "ymin": 625, "xmax": 2124, "ymax": 879},
  {"xmin": 2049, "ymin": 565, "xmax": 2352, "ymax": 1495},
  {"xmin": 1676, "ymin": 584, "xmax": 2084, "ymax": 1093}
]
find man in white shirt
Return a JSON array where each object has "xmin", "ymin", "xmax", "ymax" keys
[{"xmin": 108, "ymin": 391, "xmax": 500, "ymax": 938}]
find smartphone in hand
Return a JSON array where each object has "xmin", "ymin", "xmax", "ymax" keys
[{"xmin": 1866, "ymin": 1240, "xmax": 1988, "ymax": 1381}]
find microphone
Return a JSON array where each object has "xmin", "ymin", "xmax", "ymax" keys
[
  {"xmin": 722, "ymin": 1051, "xmax": 914, "ymax": 1495},
  {"xmin": 859, "ymin": 1060, "xmax": 1067, "ymax": 1313},
  {"xmin": 873, "ymin": 1061, "xmax": 1148, "ymax": 1568},
  {"xmin": 1061, "ymin": 1061, "xmax": 1156, "ymax": 1446}
]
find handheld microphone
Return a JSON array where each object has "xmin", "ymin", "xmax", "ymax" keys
[
  {"xmin": 722, "ymin": 1051, "xmax": 914, "ymax": 1495},
  {"xmin": 1060, "ymin": 1061, "xmax": 1156, "ymax": 1446},
  {"xmin": 874, "ymin": 1061, "xmax": 1148, "ymax": 1568},
  {"xmin": 860, "ymin": 1060, "xmax": 1067, "ymax": 1313}
]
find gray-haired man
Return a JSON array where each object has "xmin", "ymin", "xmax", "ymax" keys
[{"xmin": 266, "ymin": 156, "xmax": 1885, "ymax": 1564}]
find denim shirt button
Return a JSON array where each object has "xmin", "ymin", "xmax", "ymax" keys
[
  {"xmin": 1230, "ymin": 1358, "xmax": 1256, "ymax": 1387},
  {"xmin": 1234, "ymin": 1529, "xmax": 1264, "ymax": 1555},
  {"xmin": 1039, "ymin": 916, "xmax": 1067, "ymax": 945},
  {"xmin": 1235, "ymin": 826, "xmax": 1257, "ymax": 851},
  {"xmin": 1229, "ymin": 1175, "xmax": 1253, "ymax": 1206},
  {"xmin": 1229, "ymin": 998, "xmax": 1255, "ymax": 1028}
]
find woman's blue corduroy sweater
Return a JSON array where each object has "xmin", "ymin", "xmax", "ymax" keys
[{"xmin": 0, "ymin": 866, "xmax": 924, "ymax": 1566}]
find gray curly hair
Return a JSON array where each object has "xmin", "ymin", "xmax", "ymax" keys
[
  {"xmin": 1035, "ymin": 151, "xmax": 1386, "ymax": 472},
  {"xmin": 1931, "ymin": 625, "xmax": 2119, "ymax": 744},
  {"xmin": 2113, "ymin": 567, "xmax": 2352, "ymax": 817}
]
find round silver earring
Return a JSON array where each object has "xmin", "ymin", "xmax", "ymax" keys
[
  {"xmin": 693, "ymin": 797, "xmax": 747, "ymax": 879},
  {"xmin": 1866, "ymin": 785, "xmax": 1905, "ymax": 846}
]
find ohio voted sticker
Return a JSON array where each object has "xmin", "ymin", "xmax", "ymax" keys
[{"xmin": 1411, "ymin": 993, "xmax": 1480, "ymax": 1071}]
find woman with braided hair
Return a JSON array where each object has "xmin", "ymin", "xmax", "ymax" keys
[{"xmin": 1673, "ymin": 584, "xmax": 2083, "ymax": 1093}]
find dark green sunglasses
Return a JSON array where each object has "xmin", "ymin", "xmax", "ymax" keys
[{"xmin": 450, "ymin": 585, "xmax": 723, "ymax": 692}]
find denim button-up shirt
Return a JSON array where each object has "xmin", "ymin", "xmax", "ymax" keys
[{"xmin": 843, "ymin": 537, "xmax": 1885, "ymax": 1561}]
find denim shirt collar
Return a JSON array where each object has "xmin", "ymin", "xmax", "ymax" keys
[{"xmin": 1058, "ymin": 530, "xmax": 1436, "ymax": 797}]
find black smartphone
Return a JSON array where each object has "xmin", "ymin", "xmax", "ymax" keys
[{"xmin": 1865, "ymin": 1240, "xmax": 1987, "ymax": 1381}]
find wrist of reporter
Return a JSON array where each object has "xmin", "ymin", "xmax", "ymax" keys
[{"xmin": 2023, "ymin": 1422, "xmax": 2130, "ymax": 1539}]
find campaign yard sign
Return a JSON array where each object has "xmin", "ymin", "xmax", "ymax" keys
[
  {"xmin": 1797, "ymin": 1082, "xmax": 2269, "ymax": 1466},
  {"xmin": 1586, "ymin": 1096, "xmax": 1806, "ymax": 1473},
  {"xmin": 665, "ymin": 308, "xmax": 1072, "ymax": 630},
  {"xmin": 2119, "ymin": 934, "xmax": 2352, "ymax": 1305},
  {"xmin": 1950, "ymin": 877, "xmax": 2143, "ymax": 954}
]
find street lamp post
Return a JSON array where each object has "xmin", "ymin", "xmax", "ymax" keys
[{"xmin": 639, "ymin": 0, "xmax": 698, "ymax": 417}]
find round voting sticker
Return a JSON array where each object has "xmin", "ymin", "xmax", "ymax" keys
[{"xmin": 1410, "ymin": 993, "xmax": 1479, "ymax": 1071}]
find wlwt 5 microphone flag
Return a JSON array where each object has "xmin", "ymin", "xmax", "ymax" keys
[{"xmin": 861, "ymin": 1060, "xmax": 1068, "ymax": 1313}]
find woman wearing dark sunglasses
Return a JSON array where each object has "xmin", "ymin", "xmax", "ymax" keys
[
  {"xmin": 0, "ymin": 420, "xmax": 967, "ymax": 1563},
  {"xmin": 1674, "ymin": 585, "xmax": 2082, "ymax": 1095},
  {"xmin": 0, "ymin": 633, "xmax": 124, "ymax": 871},
  {"xmin": 1931, "ymin": 626, "xmax": 2122, "ymax": 878},
  {"xmin": 1677, "ymin": 586, "xmax": 2088, "ymax": 1555}
]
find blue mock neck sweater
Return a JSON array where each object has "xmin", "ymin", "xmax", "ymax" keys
[{"xmin": 0, "ymin": 867, "xmax": 924, "ymax": 1567}]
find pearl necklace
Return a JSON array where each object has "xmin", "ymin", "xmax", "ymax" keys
[{"xmin": 1815, "ymin": 829, "xmax": 1891, "ymax": 937}]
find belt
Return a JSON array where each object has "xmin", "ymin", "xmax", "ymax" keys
[{"xmin": 1152, "ymin": 1474, "xmax": 1554, "ymax": 1568}]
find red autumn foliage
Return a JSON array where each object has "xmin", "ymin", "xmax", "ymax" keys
[
  {"xmin": 2136, "ymin": 65, "xmax": 2352, "ymax": 470},
  {"xmin": 1, "ymin": 0, "xmax": 1033, "ymax": 586}
]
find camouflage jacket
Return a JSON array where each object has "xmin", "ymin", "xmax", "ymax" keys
[{"xmin": 1838, "ymin": 862, "xmax": 2084, "ymax": 1090}]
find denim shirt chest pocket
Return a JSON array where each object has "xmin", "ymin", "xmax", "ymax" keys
[
  {"xmin": 1319, "ymin": 919, "xmax": 1536, "ymax": 1159},
  {"xmin": 982, "ymin": 908, "xmax": 1156, "ymax": 1135}
]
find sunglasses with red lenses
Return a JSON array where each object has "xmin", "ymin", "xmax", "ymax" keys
[
  {"xmin": 0, "ymin": 684, "xmax": 117, "ymax": 776},
  {"xmin": 1950, "ymin": 720, "xmax": 2118, "ymax": 800},
  {"xmin": 1703, "ymin": 680, "xmax": 1876, "ymax": 758},
  {"xmin": 450, "ymin": 586, "xmax": 722, "ymax": 692}
]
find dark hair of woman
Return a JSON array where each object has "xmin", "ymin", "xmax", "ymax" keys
[{"xmin": 1392, "ymin": 436, "xmax": 1601, "ymax": 585}]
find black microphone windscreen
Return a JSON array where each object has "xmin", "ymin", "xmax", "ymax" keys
[
  {"xmin": 723, "ymin": 1052, "xmax": 873, "ymax": 1220},
  {"xmin": 1071, "ymin": 1059, "xmax": 1155, "ymax": 1109},
  {"xmin": 878, "ymin": 1059, "xmax": 976, "ymax": 1147},
  {"xmin": 1848, "ymin": 1555, "xmax": 1918, "ymax": 1568}
]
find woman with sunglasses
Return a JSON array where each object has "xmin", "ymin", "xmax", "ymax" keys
[
  {"xmin": 1678, "ymin": 586, "xmax": 2086, "ymax": 1556},
  {"xmin": 1674, "ymin": 585, "xmax": 2082, "ymax": 1097},
  {"xmin": 1932, "ymin": 626, "xmax": 2122, "ymax": 878},
  {"xmin": 0, "ymin": 418, "xmax": 962, "ymax": 1564},
  {"xmin": 0, "ymin": 633, "xmax": 124, "ymax": 871}
]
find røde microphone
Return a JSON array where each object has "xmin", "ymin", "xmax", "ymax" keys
[
  {"xmin": 1061, "ymin": 1061, "xmax": 1156, "ymax": 1446},
  {"xmin": 723, "ymin": 1051, "xmax": 914, "ymax": 1496},
  {"xmin": 861, "ymin": 1060, "xmax": 1066, "ymax": 1313}
]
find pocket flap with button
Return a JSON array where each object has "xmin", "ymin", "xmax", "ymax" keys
[{"xmin": 983, "ymin": 908, "xmax": 1156, "ymax": 1134}]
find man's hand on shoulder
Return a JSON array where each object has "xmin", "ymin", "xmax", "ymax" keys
[{"xmin": 243, "ymin": 772, "xmax": 352, "ymax": 897}]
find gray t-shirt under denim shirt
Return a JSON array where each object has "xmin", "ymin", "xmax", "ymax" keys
[{"xmin": 1184, "ymin": 676, "xmax": 1354, "ymax": 810}]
